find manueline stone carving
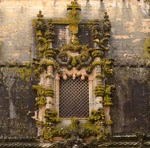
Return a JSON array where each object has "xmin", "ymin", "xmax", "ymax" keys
[{"xmin": 32, "ymin": 0, "xmax": 114, "ymax": 142}]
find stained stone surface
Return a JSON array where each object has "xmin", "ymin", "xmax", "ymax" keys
[
  {"xmin": 112, "ymin": 67, "xmax": 150, "ymax": 134},
  {"xmin": 0, "ymin": 0, "xmax": 149, "ymax": 138},
  {"xmin": 0, "ymin": 67, "xmax": 36, "ymax": 138}
]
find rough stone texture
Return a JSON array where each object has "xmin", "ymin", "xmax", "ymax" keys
[
  {"xmin": 0, "ymin": 0, "xmax": 149, "ymax": 62},
  {"xmin": 0, "ymin": 67, "xmax": 36, "ymax": 138},
  {"xmin": 112, "ymin": 67, "xmax": 150, "ymax": 134},
  {"xmin": 0, "ymin": 0, "xmax": 150, "ymax": 137}
]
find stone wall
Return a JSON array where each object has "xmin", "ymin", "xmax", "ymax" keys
[
  {"xmin": 0, "ymin": 67, "xmax": 36, "ymax": 138},
  {"xmin": 0, "ymin": 0, "xmax": 150, "ymax": 137},
  {"xmin": 112, "ymin": 67, "xmax": 150, "ymax": 134},
  {"xmin": 0, "ymin": 0, "xmax": 149, "ymax": 62}
]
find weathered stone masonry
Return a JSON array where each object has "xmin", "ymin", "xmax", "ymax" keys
[{"xmin": 0, "ymin": 0, "xmax": 150, "ymax": 143}]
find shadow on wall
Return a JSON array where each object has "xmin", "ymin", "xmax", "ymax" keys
[{"xmin": 0, "ymin": 41, "xmax": 3, "ymax": 50}]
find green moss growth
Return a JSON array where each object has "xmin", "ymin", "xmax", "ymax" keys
[
  {"xmin": 44, "ymin": 87, "xmax": 54, "ymax": 97},
  {"xmin": 96, "ymin": 125, "xmax": 109, "ymax": 141},
  {"xmin": 32, "ymin": 10, "xmax": 113, "ymax": 142},
  {"xmin": 36, "ymin": 121, "xmax": 43, "ymax": 126},
  {"xmin": 102, "ymin": 59, "xmax": 112, "ymax": 65},
  {"xmin": 94, "ymin": 85, "xmax": 105, "ymax": 97},
  {"xmin": 70, "ymin": 117, "xmax": 80, "ymax": 129},
  {"xmin": 43, "ymin": 109, "xmax": 61, "ymax": 141},
  {"xmin": 105, "ymin": 85, "xmax": 115, "ymax": 95},
  {"xmin": 36, "ymin": 96, "xmax": 46, "ymax": 105},
  {"xmin": 61, "ymin": 44, "xmax": 80, "ymax": 52},
  {"xmin": 102, "ymin": 65, "xmax": 113, "ymax": 74},
  {"xmin": 92, "ymin": 50, "xmax": 104, "ymax": 58},
  {"xmin": 95, "ymin": 74, "xmax": 105, "ymax": 79},
  {"xmin": 102, "ymin": 85, "xmax": 115, "ymax": 106},
  {"xmin": 44, "ymin": 49, "xmax": 57, "ymax": 58},
  {"xmin": 82, "ymin": 123, "xmax": 97, "ymax": 138},
  {"xmin": 43, "ymin": 111, "xmax": 109, "ymax": 141},
  {"xmin": 42, "ymin": 60, "xmax": 56, "ymax": 66},
  {"xmin": 33, "ymin": 16, "xmax": 56, "ymax": 59},
  {"xmin": 101, "ymin": 59, "xmax": 113, "ymax": 74},
  {"xmin": 94, "ymin": 85, "xmax": 114, "ymax": 106},
  {"xmin": 44, "ymin": 118, "xmax": 97, "ymax": 141},
  {"xmin": 88, "ymin": 109, "xmax": 105, "ymax": 124},
  {"xmin": 71, "ymin": 56, "xmax": 77, "ymax": 66},
  {"xmin": 106, "ymin": 120, "xmax": 113, "ymax": 125},
  {"xmin": 33, "ymin": 85, "xmax": 54, "ymax": 105},
  {"xmin": 144, "ymin": 37, "xmax": 150, "ymax": 59},
  {"xmin": 87, "ymin": 61, "xmax": 102, "ymax": 74},
  {"xmin": 45, "ymin": 74, "xmax": 53, "ymax": 78},
  {"xmin": 33, "ymin": 60, "xmax": 58, "ymax": 77},
  {"xmin": 34, "ymin": 67, "xmax": 44, "ymax": 76},
  {"xmin": 19, "ymin": 68, "xmax": 31, "ymax": 82},
  {"xmin": 32, "ymin": 85, "xmax": 45, "ymax": 102},
  {"xmin": 44, "ymin": 109, "xmax": 60, "ymax": 124},
  {"xmin": 104, "ymin": 95, "xmax": 113, "ymax": 106},
  {"xmin": 51, "ymin": 18, "xmax": 70, "ymax": 24},
  {"xmin": 88, "ymin": 109, "xmax": 109, "ymax": 141}
]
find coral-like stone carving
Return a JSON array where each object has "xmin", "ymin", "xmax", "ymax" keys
[{"xmin": 32, "ymin": 0, "xmax": 113, "ymax": 142}]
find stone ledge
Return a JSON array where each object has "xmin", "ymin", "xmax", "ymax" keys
[
  {"xmin": 0, "ymin": 134, "xmax": 150, "ymax": 147},
  {"xmin": 113, "ymin": 61, "xmax": 150, "ymax": 68}
]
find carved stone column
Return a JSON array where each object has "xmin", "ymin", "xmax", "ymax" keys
[
  {"xmin": 55, "ymin": 74, "xmax": 60, "ymax": 114},
  {"xmin": 45, "ymin": 65, "xmax": 54, "ymax": 110},
  {"xmin": 94, "ymin": 57, "xmax": 103, "ymax": 110},
  {"xmin": 88, "ymin": 74, "xmax": 94, "ymax": 115}
]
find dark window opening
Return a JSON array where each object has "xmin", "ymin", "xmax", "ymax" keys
[{"xmin": 59, "ymin": 77, "xmax": 89, "ymax": 118}]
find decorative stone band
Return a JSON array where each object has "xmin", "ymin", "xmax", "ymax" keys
[{"xmin": 0, "ymin": 134, "xmax": 149, "ymax": 147}]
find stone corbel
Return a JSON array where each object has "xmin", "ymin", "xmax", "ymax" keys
[{"xmin": 59, "ymin": 67, "xmax": 88, "ymax": 80}]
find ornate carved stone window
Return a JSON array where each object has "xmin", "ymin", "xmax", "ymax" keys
[{"xmin": 32, "ymin": 0, "xmax": 113, "ymax": 142}]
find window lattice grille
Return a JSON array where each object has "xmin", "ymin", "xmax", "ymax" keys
[{"xmin": 59, "ymin": 77, "xmax": 89, "ymax": 118}]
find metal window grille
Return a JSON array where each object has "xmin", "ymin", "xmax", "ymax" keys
[{"xmin": 59, "ymin": 77, "xmax": 89, "ymax": 118}]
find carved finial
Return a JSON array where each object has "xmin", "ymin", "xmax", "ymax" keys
[
  {"xmin": 104, "ymin": 12, "xmax": 109, "ymax": 20},
  {"xmin": 67, "ymin": 0, "xmax": 81, "ymax": 43},
  {"xmin": 67, "ymin": 0, "xmax": 81, "ymax": 11},
  {"xmin": 37, "ymin": 10, "xmax": 43, "ymax": 19}
]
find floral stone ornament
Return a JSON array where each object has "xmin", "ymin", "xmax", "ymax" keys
[{"xmin": 32, "ymin": 0, "xmax": 114, "ymax": 143}]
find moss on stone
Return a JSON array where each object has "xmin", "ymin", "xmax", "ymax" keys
[
  {"xmin": 144, "ymin": 37, "xmax": 150, "ymax": 60},
  {"xmin": 44, "ymin": 87, "xmax": 54, "ymax": 97},
  {"xmin": 95, "ymin": 74, "xmax": 105, "ymax": 79},
  {"xmin": 35, "ymin": 96, "xmax": 46, "ymax": 105},
  {"xmin": 19, "ymin": 68, "xmax": 31, "ymax": 82}
]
